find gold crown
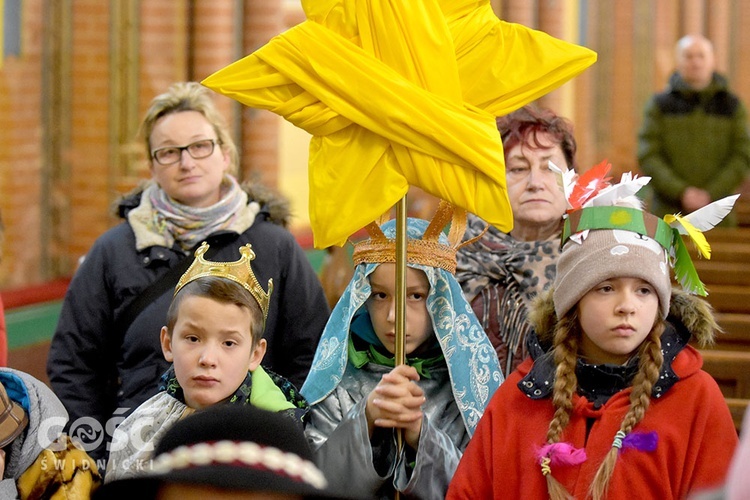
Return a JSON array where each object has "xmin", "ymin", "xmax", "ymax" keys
[
  {"xmin": 175, "ymin": 242, "xmax": 273, "ymax": 323},
  {"xmin": 352, "ymin": 200, "xmax": 482, "ymax": 274}
]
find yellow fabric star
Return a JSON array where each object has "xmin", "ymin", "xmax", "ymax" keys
[{"xmin": 203, "ymin": 0, "xmax": 596, "ymax": 248}]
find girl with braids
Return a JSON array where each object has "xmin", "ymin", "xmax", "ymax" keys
[{"xmin": 448, "ymin": 171, "xmax": 738, "ymax": 499}]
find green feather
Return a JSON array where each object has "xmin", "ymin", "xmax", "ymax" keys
[{"xmin": 671, "ymin": 229, "xmax": 707, "ymax": 296}]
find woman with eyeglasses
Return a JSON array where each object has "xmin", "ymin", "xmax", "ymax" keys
[{"xmin": 47, "ymin": 82, "xmax": 329, "ymax": 465}]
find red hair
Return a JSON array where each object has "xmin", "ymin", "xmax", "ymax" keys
[{"xmin": 496, "ymin": 105, "xmax": 577, "ymax": 171}]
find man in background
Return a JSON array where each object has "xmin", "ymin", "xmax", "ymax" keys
[{"xmin": 637, "ymin": 34, "xmax": 750, "ymax": 223}]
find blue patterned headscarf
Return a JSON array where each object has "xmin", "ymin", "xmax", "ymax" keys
[{"xmin": 301, "ymin": 218, "xmax": 503, "ymax": 435}]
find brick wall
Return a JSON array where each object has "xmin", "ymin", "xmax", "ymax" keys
[
  {"xmin": 192, "ymin": 0, "xmax": 236, "ymax": 114},
  {"xmin": 240, "ymin": 0, "xmax": 283, "ymax": 188},
  {"xmin": 67, "ymin": 1, "xmax": 112, "ymax": 261},
  {"xmin": 0, "ymin": 0, "xmax": 43, "ymax": 287},
  {"xmin": 139, "ymin": 0, "xmax": 188, "ymax": 107}
]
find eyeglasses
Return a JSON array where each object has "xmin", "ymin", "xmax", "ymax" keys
[{"xmin": 151, "ymin": 139, "xmax": 219, "ymax": 166}]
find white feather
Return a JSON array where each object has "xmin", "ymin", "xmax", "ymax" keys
[
  {"xmin": 670, "ymin": 194, "xmax": 740, "ymax": 234},
  {"xmin": 569, "ymin": 230, "xmax": 589, "ymax": 245},
  {"xmin": 548, "ymin": 161, "xmax": 576, "ymax": 208},
  {"xmin": 585, "ymin": 174, "xmax": 650, "ymax": 208}
]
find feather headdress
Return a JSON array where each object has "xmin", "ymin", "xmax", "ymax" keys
[{"xmin": 555, "ymin": 161, "xmax": 739, "ymax": 296}]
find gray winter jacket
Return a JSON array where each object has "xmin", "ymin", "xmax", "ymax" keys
[{"xmin": 306, "ymin": 361, "xmax": 467, "ymax": 500}]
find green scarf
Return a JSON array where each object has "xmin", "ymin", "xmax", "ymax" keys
[{"xmin": 347, "ymin": 337, "xmax": 445, "ymax": 379}]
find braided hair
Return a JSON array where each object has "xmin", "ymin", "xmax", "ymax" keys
[
  {"xmin": 540, "ymin": 308, "xmax": 665, "ymax": 500},
  {"xmin": 588, "ymin": 319, "xmax": 664, "ymax": 499}
]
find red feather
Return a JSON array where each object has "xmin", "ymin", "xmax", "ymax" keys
[{"xmin": 569, "ymin": 160, "xmax": 613, "ymax": 210}]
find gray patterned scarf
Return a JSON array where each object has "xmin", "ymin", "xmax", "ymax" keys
[
  {"xmin": 127, "ymin": 175, "xmax": 259, "ymax": 251},
  {"xmin": 456, "ymin": 214, "xmax": 561, "ymax": 305}
]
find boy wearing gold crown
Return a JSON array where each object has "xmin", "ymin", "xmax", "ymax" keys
[
  {"xmin": 302, "ymin": 203, "xmax": 503, "ymax": 499},
  {"xmin": 105, "ymin": 243, "xmax": 307, "ymax": 482}
]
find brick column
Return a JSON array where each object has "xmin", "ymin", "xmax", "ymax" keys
[
  {"xmin": 538, "ymin": 0, "xmax": 567, "ymax": 113},
  {"xmin": 0, "ymin": 0, "xmax": 44, "ymax": 285},
  {"xmin": 734, "ymin": 2, "xmax": 750, "ymax": 107},
  {"xmin": 241, "ymin": 0, "xmax": 284, "ymax": 188},
  {"xmin": 138, "ymin": 1, "xmax": 188, "ymax": 105},
  {"xmin": 192, "ymin": 0, "xmax": 239, "ymax": 137},
  {"xmin": 707, "ymin": 0, "xmax": 731, "ymax": 74},
  {"xmin": 502, "ymin": 0, "xmax": 535, "ymax": 26},
  {"xmin": 681, "ymin": 0, "xmax": 706, "ymax": 35},
  {"xmin": 608, "ymin": 0, "xmax": 637, "ymax": 176},
  {"xmin": 574, "ymin": 1, "xmax": 598, "ymax": 173},
  {"xmin": 652, "ymin": 0, "xmax": 679, "ymax": 89},
  {"xmin": 68, "ymin": 1, "xmax": 112, "ymax": 261}
]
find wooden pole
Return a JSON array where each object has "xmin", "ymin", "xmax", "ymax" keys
[
  {"xmin": 394, "ymin": 196, "xmax": 407, "ymax": 366},
  {"xmin": 393, "ymin": 195, "xmax": 407, "ymax": 499}
]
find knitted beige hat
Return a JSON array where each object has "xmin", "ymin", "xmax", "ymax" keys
[
  {"xmin": 553, "ymin": 228, "xmax": 672, "ymax": 320},
  {"xmin": 551, "ymin": 163, "xmax": 738, "ymax": 320}
]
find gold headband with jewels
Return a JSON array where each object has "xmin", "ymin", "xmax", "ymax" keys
[
  {"xmin": 352, "ymin": 200, "xmax": 484, "ymax": 274},
  {"xmin": 175, "ymin": 242, "xmax": 273, "ymax": 323}
]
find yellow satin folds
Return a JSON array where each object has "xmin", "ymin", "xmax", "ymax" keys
[{"xmin": 203, "ymin": 0, "xmax": 596, "ymax": 248}]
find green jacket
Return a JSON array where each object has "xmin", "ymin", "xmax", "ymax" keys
[{"xmin": 637, "ymin": 71, "xmax": 750, "ymax": 220}]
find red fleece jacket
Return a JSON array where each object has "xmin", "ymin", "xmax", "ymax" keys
[{"xmin": 447, "ymin": 346, "xmax": 737, "ymax": 499}]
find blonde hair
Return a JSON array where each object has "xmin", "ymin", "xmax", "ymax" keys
[
  {"xmin": 542, "ymin": 310, "xmax": 665, "ymax": 500},
  {"xmin": 140, "ymin": 82, "xmax": 239, "ymax": 174}
]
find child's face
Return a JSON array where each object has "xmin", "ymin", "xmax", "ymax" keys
[
  {"xmin": 577, "ymin": 277, "xmax": 659, "ymax": 365},
  {"xmin": 160, "ymin": 295, "xmax": 266, "ymax": 409},
  {"xmin": 365, "ymin": 263, "xmax": 433, "ymax": 356}
]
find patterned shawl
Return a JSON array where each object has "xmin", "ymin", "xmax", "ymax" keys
[{"xmin": 455, "ymin": 214, "xmax": 562, "ymax": 376}]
